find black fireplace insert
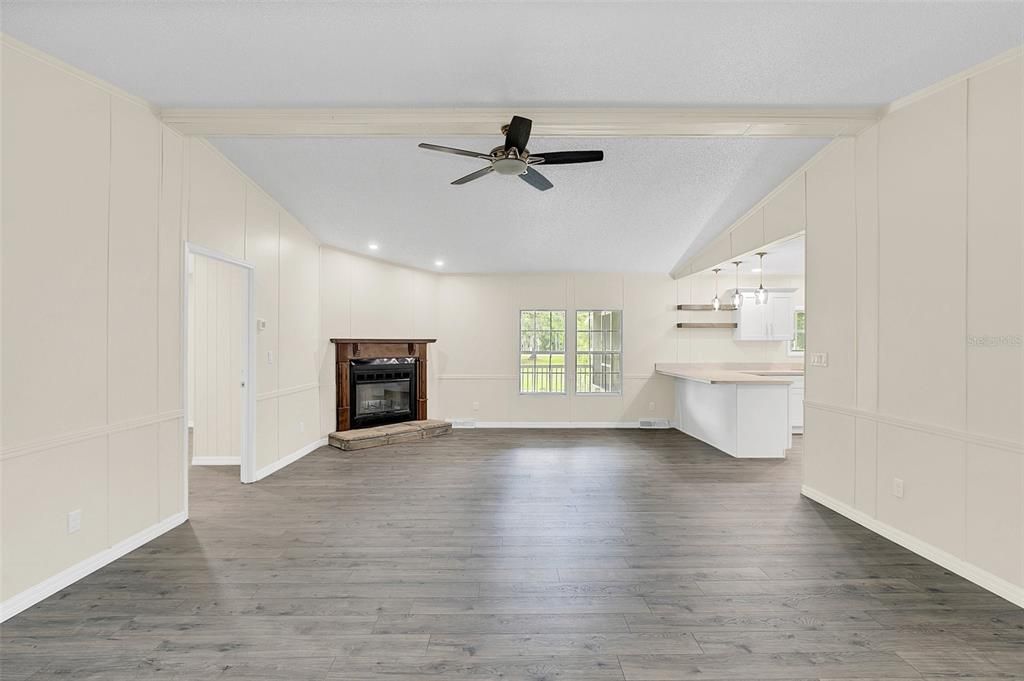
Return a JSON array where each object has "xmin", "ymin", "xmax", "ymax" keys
[{"xmin": 349, "ymin": 357, "xmax": 417, "ymax": 429}]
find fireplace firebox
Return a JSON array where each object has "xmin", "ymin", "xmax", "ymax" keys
[{"xmin": 350, "ymin": 358, "xmax": 417, "ymax": 429}]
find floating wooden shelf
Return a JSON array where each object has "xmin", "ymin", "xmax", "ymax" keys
[
  {"xmin": 676, "ymin": 322, "xmax": 738, "ymax": 329},
  {"xmin": 676, "ymin": 304, "xmax": 738, "ymax": 311}
]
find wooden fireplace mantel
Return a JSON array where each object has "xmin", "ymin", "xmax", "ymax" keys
[{"xmin": 330, "ymin": 338, "xmax": 437, "ymax": 432}]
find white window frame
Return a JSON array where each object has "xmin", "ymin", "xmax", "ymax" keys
[
  {"xmin": 518, "ymin": 309, "xmax": 567, "ymax": 395},
  {"xmin": 574, "ymin": 309, "xmax": 624, "ymax": 396},
  {"xmin": 789, "ymin": 306, "xmax": 806, "ymax": 357}
]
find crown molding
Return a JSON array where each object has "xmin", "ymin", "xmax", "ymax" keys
[
  {"xmin": 160, "ymin": 107, "xmax": 880, "ymax": 138},
  {"xmin": 1, "ymin": 33, "xmax": 157, "ymax": 114},
  {"xmin": 884, "ymin": 45, "xmax": 1024, "ymax": 115}
]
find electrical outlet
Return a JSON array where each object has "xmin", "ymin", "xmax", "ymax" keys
[
  {"xmin": 893, "ymin": 478, "xmax": 904, "ymax": 499},
  {"xmin": 67, "ymin": 509, "xmax": 82, "ymax": 534},
  {"xmin": 267, "ymin": 351, "xmax": 273, "ymax": 364},
  {"xmin": 472, "ymin": 401, "xmax": 480, "ymax": 412},
  {"xmin": 299, "ymin": 421, "xmax": 305, "ymax": 434},
  {"xmin": 648, "ymin": 401, "xmax": 656, "ymax": 412}
]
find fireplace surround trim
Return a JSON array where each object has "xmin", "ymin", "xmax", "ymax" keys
[{"xmin": 330, "ymin": 338, "xmax": 437, "ymax": 432}]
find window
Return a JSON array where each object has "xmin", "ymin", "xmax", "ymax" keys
[
  {"xmin": 790, "ymin": 307, "xmax": 806, "ymax": 355},
  {"xmin": 520, "ymin": 310, "xmax": 566, "ymax": 393},
  {"xmin": 576, "ymin": 310, "xmax": 623, "ymax": 394}
]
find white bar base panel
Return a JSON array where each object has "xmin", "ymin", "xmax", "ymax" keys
[
  {"xmin": 801, "ymin": 485, "xmax": 1024, "ymax": 610},
  {"xmin": 673, "ymin": 379, "xmax": 791, "ymax": 458},
  {"xmin": 0, "ymin": 511, "xmax": 188, "ymax": 622},
  {"xmin": 255, "ymin": 437, "xmax": 327, "ymax": 481}
]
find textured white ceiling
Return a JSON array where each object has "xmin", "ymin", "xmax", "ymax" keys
[
  {"xmin": 2, "ymin": 1, "xmax": 1021, "ymax": 108},
  {"xmin": 211, "ymin": 136, "xmax": 825, "ymax": 272},
  {"xmin": 4, "ymin": 1, "xmax": 1020, "ymax": 273}
]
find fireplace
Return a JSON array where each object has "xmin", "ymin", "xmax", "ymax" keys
[
  {"xmin": 330, "ymin": 338, "xmax": 437, "ymax": 432},
  {"xmin": 350, "ymin": 358, "xmax": 417, "ymax": 429}
]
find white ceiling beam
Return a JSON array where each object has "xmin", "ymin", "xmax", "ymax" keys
[{"xmin": 160, "ymin": 107, "xmax": 881, "ymax": 138}]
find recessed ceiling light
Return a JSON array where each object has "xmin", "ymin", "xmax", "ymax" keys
[
  {"xmin": 434, "ymin": 259, "xmax": 445, "ymax": 268},
  {"xmin": 368, "ymin": 242, "xmax": 379, "ymax": 251}
]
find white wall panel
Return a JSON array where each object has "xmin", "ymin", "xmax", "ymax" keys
[
  {"xmin": 764, "ymin": 176, "xmax": 806, "ymax": 244},
  {"xmin": 278, "ymin": 212, "xmax": 319, "ymax": 390},
  {"xmin": 802, "ymin": 406, "xmax": 855, "ymax": 506},
  {"xmin": 108, "ymin": 424, "xmax": 160, "ymax": 540},
  {"xmin": 158, "ymin": 129, "xmax": 184, "ymax": 415},
  {"xmin": 877, "ymin": 83, "xmax": 968, "ymax": 429},
  {"xmin": 966, "ymin": 57, "xmax": 1023, "ymax": 443},
  {"xmin": 853, "ymin": 417, "xmax": 878, "ymax": 516},
  {"xmin": 730, "ymin": 210, "xmax": 765, "ymax": 257},
  {"xmin": 245, "ymin": 186, "xmax": 280, "ymax": 396},
  {"xmin": 108, "ymin": 97, "xmax": 160, "ymax": 423},
  {"xmin": 278, "ymin": 388, "xmax": 318, "ymax": 459},
  {"xmin": 186, "ymin": 140, "xmax": 246, "ymax": 259},
  {"xmin": 255, "ymin": 397, "xmax": 280, "ymax": 471},
  {"xmin": 805, "ymin": 139, "xmax": 857, "ymax": 410},
  {"xmin": 854, "ymin": 126, "xmax": 880, "ymax": 413},
  {"xmin": 157, "ymin": 418, "xmax": 183, "ymax": 521},
  {"xmin": 1, "ymin": 45, "xmax": 110, "ymax": 447},
  {"xmin": 1, "ymin": 437, "xmax": 108, "ymax": 599},
  {"xmin": 876, "ymin": 423, "xmax": 966, "ymax": 559},
  {"xmin": 965, "ymin": 443, "xmax": 1023, "ymax": 585}
]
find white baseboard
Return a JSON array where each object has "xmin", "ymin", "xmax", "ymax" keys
[
  {"xmin": 191, "ymin": 456, "xmax": 240, "ymax": 466},
  {"xmin": 254, "ymin": 437, "xmax": 327, "ymax": 481},
  {"xmin": 448, "ymin": 420, "xmax": 669, "ymax": 429},
  {"xmin": 801, "ymin": 485, "xmax": 1024, "ymax": 609},
  {"xmin": 0, "ymin": 511, "xmax": 188, "ymax": 622}
]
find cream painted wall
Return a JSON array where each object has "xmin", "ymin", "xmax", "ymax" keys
[
  {"xmin": 427, "ymin": 271, "xmax": 803, "ymax": 425},
  {"xmin": 798, "ymin": 54, "xmax": 1024, "ymax": 601},
  {"xmin": 182, "ymin": 141, "xmax": 323, "ymax": 474},
  {"xmin": 188, "ymin": 254, "xmax": 246, "ymax": 461},
  {"xmin": 0, "ymin": 40, "xmax": 323, "ymax": 609},
  {"xmin": 1, "ymin": 41, "xmax": 182, "ymax": 601},
  {"xmin": 318, "ymin": 247, "xmax": 439, "ymax": 434}
]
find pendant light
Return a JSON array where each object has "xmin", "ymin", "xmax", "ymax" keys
[
  {"xmin": 731, "ymin": 261, "xmax": 744, "ymax": 309},
  {"xmin": 754, "ymin": 252, "xmax": 768, "ymax": 305},
  {"xmin": 711, "ymin": 268, "xmax": 722, "ymax": 310}
]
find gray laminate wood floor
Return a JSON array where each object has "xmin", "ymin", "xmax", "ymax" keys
[{"xmin": 2, "ymin": 429, "xmax": 1022, "ymax": 680}]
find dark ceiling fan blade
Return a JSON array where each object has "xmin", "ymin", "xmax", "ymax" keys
[
  {"xmin": 419, "ymin": 143, "xmax": 491, "ymax": 160},
  {"xmin": 531, "ymin": 150, "xmax": 604, "ymax": 165},
  {"xmin": 451, "ymin": 166, "xmax": 494, "ymax": 185},
  {"xmin": 520, "ymin": 167, "xmax": 553, "ymax": 191},
  {"xmin": 504, "ymin": 116, "xmax": 532, "ymax": 153}
]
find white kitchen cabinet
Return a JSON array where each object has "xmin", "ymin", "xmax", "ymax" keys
[{"xmin": 730, "ymin": 289, "xmax": 797, "ymax": 341}]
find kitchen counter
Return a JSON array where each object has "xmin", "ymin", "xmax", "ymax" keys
[
  {"xmin": 655, "ymin": 362, "xmax": 803, "ymax": 385},
  {"xmin": 657, "ymin": 363, "xmax": 803, "ymax": 459}
]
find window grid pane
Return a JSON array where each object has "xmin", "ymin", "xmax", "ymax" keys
[
  {"xmin": 520, "ymin": 310, "xmax": 566, "ymax": 394},
  {"xmin": 576, "ymin": 310, "xmax": 622, "ymax": 394}
]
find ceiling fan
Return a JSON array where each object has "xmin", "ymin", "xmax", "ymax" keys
[{"xmin": 418, "ymin": 115, "xmax": 604, "ymax": 191}]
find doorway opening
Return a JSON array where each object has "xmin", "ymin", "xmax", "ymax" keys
[{"xmin": 183, "ymin": 243, "xmax": 256, "ymax": 501}]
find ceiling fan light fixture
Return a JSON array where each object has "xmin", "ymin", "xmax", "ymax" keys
[
  {"xmin": 492, "ymin": 157, "xmax": 528, "ymax": 175},
  {"xmin": 418, "ymin": 115, "xmax": 604, "ymax": 190}
]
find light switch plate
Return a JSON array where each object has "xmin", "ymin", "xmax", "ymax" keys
[
  {"xmin": 809, "ymin": 352, "xmax": 829, "ymax": 367},
  {"xmin": 67, "ymin": 509, "xmax": 82, "ymax": 534},
  {"xmin": 893, "ymin": 478, "xmax": 904, "ymax": 499}
]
